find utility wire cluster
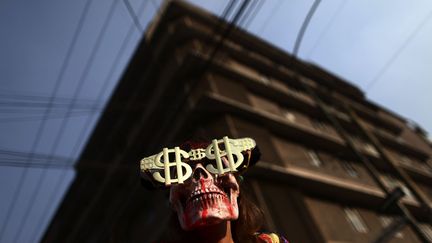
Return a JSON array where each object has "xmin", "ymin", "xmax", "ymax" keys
[
  {"xmin": 1, "ymin": 0, "xmax": 430, "ymax": 242},
  {"xmin": 61, "ymin": 1, "xmax": 269, "ymax": 242},
  {"xmin": 0, "ymin": 93, "xmax": 102, "ymax": 122}
]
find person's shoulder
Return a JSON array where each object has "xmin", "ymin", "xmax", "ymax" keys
[{"xmin": 256, "ymin": 232, "xmax": 289, "ymax": 243}]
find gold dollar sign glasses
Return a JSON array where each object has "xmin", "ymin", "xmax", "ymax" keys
[{"xmin": 140, "ymin": 136, "xmax": 256, "ymax": 186}]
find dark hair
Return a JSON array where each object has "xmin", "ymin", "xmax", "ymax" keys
[{"xmin": 231, "ymin": 181, "xmax": 265, "ymax": 243}]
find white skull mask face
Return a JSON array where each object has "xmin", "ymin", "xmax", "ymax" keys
[{"xmin": 169, "ymin": 160, "xmax": 240, "ymax": 230}]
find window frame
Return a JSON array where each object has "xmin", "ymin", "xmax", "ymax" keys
[
  {"xmin": 306, "ymin": 149, "xmax": 322, "ymax": 167},
  {"xmin": 343, "ymin": 207, "xmax": 369, "ymax": 233},
  {"xmin": 379, "ymin": 216, "xmax": 404, "ymax": 238},
  {"xmin": 341, "ymin": 160, "xmax": 359, "ymax": 178}
]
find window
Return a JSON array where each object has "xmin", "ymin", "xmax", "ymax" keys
[
  {"xmin": 382, "ymin": 175, "xmax": 414, "ymax": 200},
  {"xmin": 420, "ymin": 225, "xmax": 432, "ymax": 241},
  {"xmin": 312, "ymin": 120, "xmax": 329, "ymax": 132},
  {"xmin": 396, "ymin": 136, "xmax": 405, "ymax": 144},
  {"xmin": 323, "ymin": 104, "xmax": 350, "ymax": 120},
  {"xmin": 379, "ymin": 216, "xmax": 403, "ymax": 238},
  {"xmin": 399, "ymin": 184, "xmax": 413, "ymax": 199},
  {"xmin": 423, "ymin": 163, "xmax": 432, "ymax": 174},
  {"xmin": 349, "ymin": 135, "xmax": 362, "ymax": 147},
  {"xmin": 400, "ymin": 156, "xmax": 412, "ymax": 166},
  {"xmin": 286, "ymin": 85, "xmax": 308, "ymax": 100},
  {"xmin": 341, "ymin": 160, "xmax": 359, "ymax": 178},
  {"xmin": 258, "ymin": 75, "xmax": 270, "ymax": 85},
  {"xmin": 283, "ymin": 111, "xmax": 296, "ymax": 123},
  {"xmin": 344, "ymin": 208, "xmax": 368, "ymax": 233},
  {"xmin": 406, "ymin": 120, "xmax": 418, "ymax": 131},
  {"xmin": 288, "ymin": 85, "xmax": 302, "ymax": 95},
  {"xmin": 376, "ymin": 128, "xmax": 395, "ymax": 138},
  {"xmin": 348, "ymin": 135, "xmax": 379, "ymax": 156},
  {"xmin": 363, "ymin": 143, "xmax": 379, "ymax": 156},
  {"xmin": 306, "ymin": 150, "xmax": 322, "ymax": 167}
]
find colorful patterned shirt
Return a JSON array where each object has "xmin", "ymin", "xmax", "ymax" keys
[{"xmin": 256, "ymin": 232, "xmax": 289, "ymax": 243}]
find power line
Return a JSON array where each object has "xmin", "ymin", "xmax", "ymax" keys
[
  {"xmin": 305, "ymin": 0, "xmax": 347, "ymax": 58},
  {"xmin": 0, "ymin": 110, "xmax": 98, "ymax": 123},
  {"xmin": 96, "ymin": 1, "xmax": 256, "ymax": 240},
  {"xmin": 0, "ymin": 100, "xmax": 99, "ymax": 107},
  {"xmin": 123, "ymin": 0, "xmax": 143, "ymax": 32},
  {"xmin": 0, "ymin": 99, "xmax": 101, "ymax": 118},
  {"xmin": 244, "ymin": 0, "xmax": 265, "ymax": 29},
  {"xmin": 293, "ymin": 0, "xmax": 322, "ymax": 56},
  {"xmin": 148, "ymin": 0, "xmax": 252, "ymax": 151},
  {"xmin": 220, "ymin": 0, "xmax": 238, "ymax": 21},
  {"xmin": 258, "ymin": 0, "xmax": 283, "ymax": 34},
  {"xmin": 0, "ymin": 93, "xmax": 103, "ymax": 122},
  {"xmin": 63, "ymin": 0, "xmax": 178, "ymax": 239},
  {"xmin": 11, "ymin": 1, "xmax": 120, "ymax": 242},
  {"xmin": 0, "ymin": 161, "xmax": 72, "ymax": 169},
  {"xmin": 365, "ymin": 9, "xmax": 432, "ymax": 92},
  {"xmin": 0, "ymin": 148, "xmax": 67, "ymax": 158},
  {"xmin": 0, "ymin": 102, "xmax": 100, "ymax": 111},
  {"xmin": 0, "ymin": 148, "xmax": 73, "ymax": 165},
  {"xmin": 0, "ymin": 0, "xmax": 93, "ymax": 239},
  {"xmin": 0, "ymin": 92, "xmax": 98, "ymax": 102},
  {"xmin": 29, "ymin": 1, "xmax": 151, "ymax": 242},
  {"xmin": 238, "ymin": 0, "xmax": 258, "ymax": 28},
  {"xmin": 0, "ymin": 105, "xmax": 98, "ymax": 114}
]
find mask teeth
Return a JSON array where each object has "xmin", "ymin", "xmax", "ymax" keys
[
  {"xmin": 194, "ymin": 197, "xmax": 200, "ymax": 208},
  {"xmin": 201, "ymin": 196, "xmax": 207, "ymax": 208},
  {"xmin": 187, "ymin": 185, "xmax": 230, "ymax": 207},
  {"xmin": 204, "ymin": 195, "xmax": 209, "ymax": 208}
]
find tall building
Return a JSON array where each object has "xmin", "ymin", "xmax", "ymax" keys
[{"xmin": 43, "ymin": 1, "xmax": 432, "ymax": 242}]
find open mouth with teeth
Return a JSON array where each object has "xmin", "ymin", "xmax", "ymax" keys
[
  {"xmin": 170, "ymin": 176, "xmax": 240, "ymax": 231},
  {"xmin": 181, "ymin": 184, "xmax": 237, "ymax": 229},
  {"xmin": 185, "ymin": 186, "xmax": 229, "ymax": 209}
]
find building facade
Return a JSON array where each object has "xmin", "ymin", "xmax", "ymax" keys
[{"xmin": 43, "ymin": 1, "xmax": 432, "ymax": 242}]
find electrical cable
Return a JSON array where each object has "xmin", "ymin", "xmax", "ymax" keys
[
  {"xmin": 0, "ymin": 161, "xmax": 71, "ymax": 169},
  {"xmin": 237, "ymin": 0, "xmax": 258, "ymax": 28},
  {"xmin": 0, "ymin": 92, "xmax": 98, "ymax": 104},
  {"xmin": 293, "ymin": 0, "xmax": 322, "ymax": 56},
  {"xmin": 29, "ymin": 1, "xmax": 151, "ymax": 242},
  {"xmin": 0, "ymin": 148, "xmax": 69, "ymax": 158},
  {"xmin": 365, "ymin": 9, "xmax": 432, "ymax": 92},
  {"xmin": 147, "ymin": 0, "xmax": 252, "ymax": 152},
  {"xmin": 0, "ymin": 148, "xmax": 73, "ymax": 167},
  {"xmin": 0, "ymin": 96, "xmax": 101, "ymax": 123},
  {"xmin": 0, "ymin": 104, "xmax": 99, "ymax": 112},
  {"xmin": 0, "ymin": 0, "xmax": 93, "ymax": 240},
  {"xmin": 0, "ymin": 93, "xmax": 102, "ymax": 122},
  {"xmin": 305, "ymin": 0, "xmax": 347, "ymax": 58},
  {"xmin": 122, "ymin": 0, "xmax": 143, "ymax": 32},
  {"xmin": 244, "ymin": 0, "xmax": 265, "ymax": 29},
  {"xmin": 0, "ymin": 110, "xmax": 98, "ymax": 123},
  {"xmin": 0, "ymin": 101, "xmax": 99, "ymax": 109},
  {"xmin": 11, "ymin": 1, "xmax": 119, "ymax": 242},
  {"xmin": 94, "ymin": 0, "xmax": 258, "ymax": 241},
  {"xmin": 220, "ymin": 0, "xmax": 238, "ymax": 21},
  {"xmin": 62, "ymin": 1, "xmax": 174, "ymax": 240},
  {"xmin": 257, "ymin": 0, "xmax": 283, "ymax": 34}
]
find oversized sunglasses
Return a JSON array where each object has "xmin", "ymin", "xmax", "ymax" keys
[{"xmin": 140, "ymin": 136, "xmax": 256, "ymax": 186}]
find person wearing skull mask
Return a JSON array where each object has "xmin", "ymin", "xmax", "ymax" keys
[{"xmin": 140, "ymin": 137, "xmax": 288, "ymax": 243}]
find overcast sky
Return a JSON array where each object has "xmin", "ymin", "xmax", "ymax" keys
[{"xmin": 0, "ymin": 0, "xmax": 431, "ymax": 242}]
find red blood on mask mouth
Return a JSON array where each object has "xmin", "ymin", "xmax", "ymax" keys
[{"xmin": 200, "ymin": 178, "xmax": 209, "ymax": 220}]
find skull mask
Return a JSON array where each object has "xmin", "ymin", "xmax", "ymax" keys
[{"xmin": 169, "ymin": 159, "xmax": 240, "ymax": 231}]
